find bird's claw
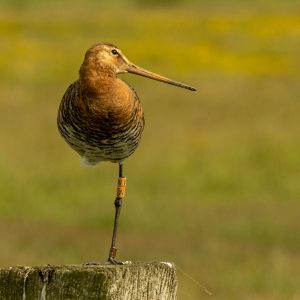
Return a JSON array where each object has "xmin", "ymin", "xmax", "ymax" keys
[{"xmin": 107, "ymin": 257, "xmax": 124, "ymax": 265}]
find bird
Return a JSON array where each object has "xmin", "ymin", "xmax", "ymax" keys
[{"xmin": 57, "ymin": 42, "xmax": 196, "ymax": 264}]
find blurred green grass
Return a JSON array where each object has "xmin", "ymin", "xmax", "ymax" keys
[{"xmin": 0, "ymin": 1, "xmax": 300, "ymax": 299}]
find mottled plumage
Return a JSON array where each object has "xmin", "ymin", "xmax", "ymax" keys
[{"xmin": 58, "ymin": 43, "xmax": 144, "ymax": 165}]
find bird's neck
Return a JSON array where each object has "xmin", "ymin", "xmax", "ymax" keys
[{"xmin": 79, "ymin": 62, "xmax": 117, "ymax": 98}]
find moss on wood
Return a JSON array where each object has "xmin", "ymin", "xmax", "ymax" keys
[{"xmin": 0, "ymin": 262, "xmax": 177, "ymax": 300}]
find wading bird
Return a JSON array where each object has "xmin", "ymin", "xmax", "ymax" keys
[{"xmin": 57, "ymin": 42, "xmax": 196, "ymax": 264}]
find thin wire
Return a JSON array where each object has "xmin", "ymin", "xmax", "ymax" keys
[{"xmin": 175, "ymin": 264, "xmax": 213, "ymax": 296}]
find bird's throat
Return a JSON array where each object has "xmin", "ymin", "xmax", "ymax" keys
[{"xmin": 79, "ymin": 61, "xmax": 117, "ymax": 98}]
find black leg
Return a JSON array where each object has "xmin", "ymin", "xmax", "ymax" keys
[
  {"xmin": 119, "ymin": 161, "xmax": 123, "ymax": 178},
  {"xmin": 108, "ymin": 162, "xmax": 126, "ymax": 264}
]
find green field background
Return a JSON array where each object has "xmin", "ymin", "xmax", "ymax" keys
[{"xmin": 0, "ymin": 0, "xmax": 300, "ymax": 299}]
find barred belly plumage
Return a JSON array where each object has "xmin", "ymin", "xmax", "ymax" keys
[{"xmin": 57, "ymin": 80, "xmax": 144, "ymax": 165}]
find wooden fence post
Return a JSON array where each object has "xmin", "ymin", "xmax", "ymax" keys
[{"xmin": 0, "ymin": 262, "xmax": 177, "ymax": 300}]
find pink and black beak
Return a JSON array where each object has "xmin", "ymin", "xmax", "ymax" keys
[{"xmin": 126, "ymin": 64, "xmax": 196, "ymax": 91}]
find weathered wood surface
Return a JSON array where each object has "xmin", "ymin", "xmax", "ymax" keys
[{"xmin": 0, "ymin": 262, "xmax": 177, "ymax": 300}]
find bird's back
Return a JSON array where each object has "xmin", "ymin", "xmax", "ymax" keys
[{"xmin": 57, "ymin": 79, "xmax": 144, "ymax": 165}]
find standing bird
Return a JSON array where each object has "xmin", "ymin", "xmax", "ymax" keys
[{"xmin": 57, "ymin": 42, "xmax": 196, "ymax": 264}]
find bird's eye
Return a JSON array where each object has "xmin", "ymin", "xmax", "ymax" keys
[{"xmin": 111, "ymin": 49, "xmax": 118, "ymax": 56}]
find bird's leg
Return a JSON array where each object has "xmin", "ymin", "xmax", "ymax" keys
[{"xmin": 108, "ymin": 162, "xmax": 126, "ymax": 264}]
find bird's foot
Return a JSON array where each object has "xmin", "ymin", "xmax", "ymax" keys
[
  {"xmin": 107, "ymin": 246, "xmax": 123, "ymax": 264},
  {"xmin": 107, "ymin": 257, "xmax": 123, "ymax": 265}
]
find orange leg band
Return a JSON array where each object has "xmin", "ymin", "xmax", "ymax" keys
[{"xmin": 116, "ymin": 177, "xmax": 126, "ymax": 199}]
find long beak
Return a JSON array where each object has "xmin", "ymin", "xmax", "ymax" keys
[{"xmin": 126, "ymin": 64, "xmax": 196, "ymax": 91}]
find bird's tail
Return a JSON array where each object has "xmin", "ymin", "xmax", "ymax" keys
[{"xmin": 80, "ymin": 156, "xmax": 101, "ymax": 167}]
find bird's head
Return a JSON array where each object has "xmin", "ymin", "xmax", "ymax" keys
[{"xmin": 80, "ymin": 42, "xmax": 196, "ymax": 91}]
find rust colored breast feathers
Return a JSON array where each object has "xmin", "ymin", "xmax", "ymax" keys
[{"xmin": 57, "ymin": 76, "xmax": 144, "ymax": 165}]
